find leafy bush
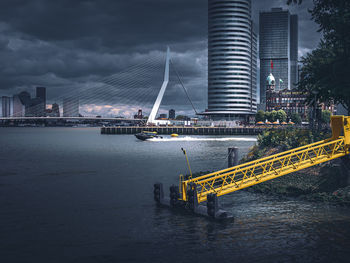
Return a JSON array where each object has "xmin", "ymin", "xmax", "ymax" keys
[
  {"xmin": 255, "ymin": 109, "xmax": 288, "ymax": 123},
  {"xmin": 241, "ymin": 129, "xmax": 331, "ymax": 163},
  {"xmin": 290, "ymin": 112, "xmax": 302, "ymax": 124}
]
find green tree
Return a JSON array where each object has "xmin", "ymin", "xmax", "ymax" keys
[
  {"xmin": 276, "ymin": 109, "xmax": 287, "ymax": 122},
  {"xmin": 264, "ymin": 111, "xmax": 271, "ymax": 122},
  {"xmin": 175, "ymin": 115, "xmax": 189, "ymax": 120},
  {"xmin": 298, "ymin": 0, "xmax": 350, "ymax": 115},
  {"xmin": 321, "ymin": 110, "xmax": 331, "ymax": 124},
  {"xmin": 290, "ymin": 112, "xmax": 302, "ymax": 124},
  {"xmin": 256, "ymin": 110, "xmax": 265, "ymax": 122},
  {"xmin": 270, "ymin": 110, "xmax": 278, "ymax": 122}
]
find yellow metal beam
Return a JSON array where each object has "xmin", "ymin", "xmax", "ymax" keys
[{"xmin": 180, "ymin": 116, "xmax": 350, "ymax": 203}]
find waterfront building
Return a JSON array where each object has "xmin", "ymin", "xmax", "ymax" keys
[
  {"xmin": 259, "ymin": 8, "xmax": 298, "ymax": 108},
  {"xmin": 12, "ymin": 95, "xmax": 25, "ymax": 117},
  {"xmin": 63, "ymin": 97, "xmax": 79, "ymax": 117},
  {"xmin": 18, "ymin": 91, "xmax": 31, "ymax": 105},
  {"xmin": 169, "ymin": 109, "xmax": 175, "ymax": 119},
  {"xmin": 27, "ymin": 98, "xmax": 44, "ymax": 117},
  {"xmin": 2, "ymin": 96, "xmax": 11, "ymax": 117},
  {"xmin": 15, "ymin": 90, "xmax": 45, "ymax": 117},
  {"xmin": 134, "ymin": 109, "xmax": 143, "ymax": 119},
  {"xmin": 17, "ymin": 91, "xmax": 32, "ymax": 117},
  {"xmin": 159, "ymin": 113, "xmax": 167, "ymax": 119},
  {"xmin": 46, "ymin": 103, "xmax": 60, "ymax": 117},
  {"xmin": 36, "ymin": 87, "xmax": 46, "ymax": 117},
  {"xmin": 52, "ymin": 103, "xmax": 60, "ymax": 117},
  {"xmin": 265, "ymin": 73, "xmax": 308, "ymax": 120},
  {"xmin": 205, "ymin": 0, "xmax": 257, "ymax": 121}
]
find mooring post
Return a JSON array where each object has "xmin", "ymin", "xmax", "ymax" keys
[
  {"xmin": 207, "ymin": 193, "xmax": 219, "ymax": 218},
  {"xmin": 153, "ymin": 183, "xmax": 164, "ymax": 204},
  {"xmin": 186, "ymin": 183, "xmax": 199, "ymax": 211},
  {"xmin": 169, "ymin": 185, "xmax": 180, "ymax": 207},
  {"xmin": 228, "ymin": 147, "xmax": 239, "ymax": 168}
]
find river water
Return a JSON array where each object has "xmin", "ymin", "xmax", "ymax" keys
[{"xmin": 0, "ymin": 128, "xmax": 349, "ymax": 263}]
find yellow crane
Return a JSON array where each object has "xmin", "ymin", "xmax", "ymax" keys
[{"xmin": 179, "ymin": 115, "xmax": 350, "ymax": 204}]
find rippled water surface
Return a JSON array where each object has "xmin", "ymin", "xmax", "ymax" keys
[{"xmin": 0, "ymin": 127, "xmax": 349, "ymax": 263}]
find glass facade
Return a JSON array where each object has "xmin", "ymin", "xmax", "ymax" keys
[
  {"xmin": 207, "ymin": 0, "xmax": 257, "ymax": 119},
  {"xmin": 259, "ymin": 8, "xmax": 298, "ymax": 106},
  {"xmin": 2, "ymin": 96, "xmax": 11, "ymax": 117}
]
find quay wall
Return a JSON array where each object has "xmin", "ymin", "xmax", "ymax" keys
[{"xmin": 100, "ymin": 126, "xmax": 265, "ymax": 135}]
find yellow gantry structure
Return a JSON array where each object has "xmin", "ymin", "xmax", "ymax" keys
[{"xmin": 180, "ymin": 116, "xmax": 350, "ymax": 203}]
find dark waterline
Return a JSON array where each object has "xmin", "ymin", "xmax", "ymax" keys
[{"xmin": 0, "ymin": 128, "xmax": 349, "ymax": 263}]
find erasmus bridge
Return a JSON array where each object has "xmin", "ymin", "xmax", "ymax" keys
[{"xmin": 0, "ymin": 47, "xmax": 198, "ymax": 125}]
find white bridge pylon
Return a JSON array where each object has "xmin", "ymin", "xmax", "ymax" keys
[{"xmin": 147, "ymin": 47, "xmax": 170, "ymax": 125}]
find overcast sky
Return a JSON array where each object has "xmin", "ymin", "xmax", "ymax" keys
[{"xmin": 0, "ymin": 0, "xmax": 320, "ymax": 117}]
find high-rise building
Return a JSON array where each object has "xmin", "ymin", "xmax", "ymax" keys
[
  {"xmin": 52, "ymin": 103, "xmax": 60, "ymax": 117},
  {"xmin": 13, "ymin": 95, "xmax": 25, "ymax": 117},
  {"xmin": 13, "ymin": 89, "xmax": 47, "ymax": 117},
  {"xmin": 36, "ymin": 87, "xmax": 46, "ymax": 116},
  {"xmin": 46, "ymin": 103, "xmax": 60, "ymax": 117},
  {"xmin": 169, "ymin": 109, "xmax": 175, "ymax": 119},
  {"xmin": 206, "ymin": 0, "xmax": 257, "ymax": 120},
  {"xmin": 18, "ymin": 91, "xmax": 31, "ymax": 106},
  {"xmin": 2, "ymin": 96, "xmax": 11, "ymax": 117},
  {"xmin": 17, "ymin": 91, "xmax": 32, "ymax": 117},
  {"xmin": 27, "ymin": 98, "xmax": 44, "ymax": 117},
  {"xmin": 63, "ymin": 98, "xmax": 79, "ymax": 117},
  {"xmin": 259, "ymin": 8, "xmax": 298, "ymax": 108}
]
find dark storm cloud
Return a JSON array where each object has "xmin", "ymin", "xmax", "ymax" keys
[
  {"xmin": 0, "ymin": 0, "xmax": 207, "ymax": 52},
  {"xmin": 0, "ymin": 0, "xmax": 321, "ymax": 117}
]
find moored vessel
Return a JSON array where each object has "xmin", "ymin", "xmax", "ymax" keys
[{"xmin": 135, "ymin": 131, "xmax": 158, "ymax": 141}]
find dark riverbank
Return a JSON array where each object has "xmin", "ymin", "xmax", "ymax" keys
[
  {"xmin": 240, "ymin": 129, "xmax": 350, "ymax": 206},
  {"xmin": 246, "ymin": 160, "xmax": 350, "ymax": 206},
  {"xmin": 190, "ymin": 160, "xmax": 350, "ymax": 207}
]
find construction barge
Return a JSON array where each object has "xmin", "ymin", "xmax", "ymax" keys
[{"xmin": 101, "ymin": 126, "xmax": 265, "ymax": 135}]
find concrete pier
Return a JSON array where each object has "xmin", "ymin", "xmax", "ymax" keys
[{"xmin": 101, "ymin": 126, "xmax": 264, "ymax": 135}]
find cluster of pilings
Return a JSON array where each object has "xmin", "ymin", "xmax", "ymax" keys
[
  {"xmin": 153, "ymin": 147, "xmax": 239, "ymax": 219},
  {"xmin": 153, "ymin": 183, "xmax": 233, "ymax": 219}
]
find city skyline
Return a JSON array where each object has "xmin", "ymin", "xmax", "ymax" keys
[{"xmin": 0, "ymin": 0, "xmax": 320, "ymax": 117}]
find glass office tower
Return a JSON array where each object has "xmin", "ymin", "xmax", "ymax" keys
[{"xmin": 259, "ymin": 8, "xmax": 298, "ymax": 108}]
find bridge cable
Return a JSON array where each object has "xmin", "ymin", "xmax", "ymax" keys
[{"xmin": 170, "ymin": 59, "xmax": 198, "ymax": 115}]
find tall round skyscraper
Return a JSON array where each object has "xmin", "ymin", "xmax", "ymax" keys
[{"xmin": 206, "ymin": 0, "xmax": 257, "ymax": 121}]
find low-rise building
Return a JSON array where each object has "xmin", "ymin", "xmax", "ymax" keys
[{"xmin": 265, "ymin": 73, "xmax": 308, "ymax": 119}]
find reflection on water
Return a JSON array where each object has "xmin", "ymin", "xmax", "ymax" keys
[
  {"xmin": 0, "ymin": 128, "xmax": 349, "ymax": 263},
  {"xmin": 149, "ymin": 136, "xmax": 257, "ymax": 142}
]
